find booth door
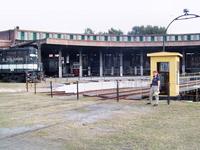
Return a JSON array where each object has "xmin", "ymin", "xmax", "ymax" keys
[{"xmin": 157, "ymin": 62, "xmax": 169, "ymax": 95}]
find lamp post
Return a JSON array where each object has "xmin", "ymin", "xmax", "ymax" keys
[{"xmin": 163, "ymin": 9, "xmax": 200, "ymax": 51}]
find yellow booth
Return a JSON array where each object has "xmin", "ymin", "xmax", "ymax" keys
[{"xmin": 147, "ymin": 52, "xmax": 182, "ymax": 97}]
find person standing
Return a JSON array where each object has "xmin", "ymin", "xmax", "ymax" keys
[{"xmin": 147, "ymin": 70, "xmax": 160, "ymax": 106}]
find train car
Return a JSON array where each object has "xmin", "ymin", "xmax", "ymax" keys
[{"xmin": 0, "ymin": 47, "xmax": 43, "ymax": 82}]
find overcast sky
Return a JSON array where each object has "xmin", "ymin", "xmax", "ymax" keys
[{"xmin": 1, "ymin": 0, "xmax": 200, "ymax": 34}]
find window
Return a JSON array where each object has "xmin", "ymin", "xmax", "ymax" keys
[
  {"xmin": 155, "ymin": 36, "xmax": 163, "ymax": 42},
  {"xmin": 111, "ymin": 36, "xmax": 116, "ymax": 41},
  {"xmin": 116, "ymin": 36, "xmax": 120, "ymax": 42},
  {"xmin": 144, "ymin": 36, "xmax": 151, "ymax": 42},
  {"xmin": 46, "ymin": 33, "xmax": 49, "ymax": 38},
  {"xmin": 17, "ymin": 32, "xmax": 21, "ymax": 40},
  {"xmin": 187, "ymin": 35, "xmax": 191, "ymax": 41},
  {"xmin": 24, "ymin": 32, "xmax": 28, "ymax": 40},
  {"xmin": 123, "ymin": 36, "xmax": 128, "ymax": 42},
  {"xmin": 139, "ymin": 36, "xmax": 143, "ymax": 42},
  {"xmin": 166, "ymin": 36, "xmax": 170, "ymax": 41},
  {"xmin": 168, "ymin": 36, "xmax": 175, "ymax": 41},
  {"xmin": 178, "ymin": 35, "xmax": 183, "ymax": 41},
  {"xmin": 96, "ymin": 36, "xmax": 100, "ymax": 41},
  {"xmin": 107, "ymin": 36, "xmax": 111, "ymax": 41},
  {"xmin": 120, "ymin": 37, "xmax": 123, "ymax": 42},
  {"xmin": 61, "ymin": 34, "xmax": 65, "ymax": 39},
  {"xmin": 158, "ymin": 62, "xmax": 169, "ymax": 72},
  {"xmin": 151, "ymin": 36, "xmax": 155, "ymax": 42},
  {"xmin": 21, "ymin": 32, "xmax": 25, "ymax": 40},
  {"xmin": 157, "ymin": 36, "xmax": 163, "ymax": 42},
  {"xmin": 128, "ymin": 36, "xmax": 132, "ymax": 42},
  {"xmin": 73, "ymin": 35, "xmax": 77, "ymax": 40},
  {"xmin": 77, "ymin": 35, "xmax": 81, "ymax": 40},
  {"xmin": 175, "ymin": 35, "xmax": 178, "ymax": 41},
  {"xmin": 89, "ymin": 35, "xmax": 93, "ymax": 40},
  {"xmin": 100, "ymin": 36, "xmax": 105, "ymax": 41},
  {"xmin": 70, "ymin": 35, "xmax": 73, "ymax": 40},
  {"xmin": 183, "ymin": 35, "xmax": 187, "ymax": 41},
  {"xmin": 135, "ymin": 36, "xmax": 140, "ymax": 42},
  {"xmin": 65, "ymin": 34, "xmax": 70, "ymax": 40},
  {"xmin": 52, "ymin": 34, "xmax": 56, "ymax": 38},
  {"xmin": 105, "ymin": 36, "xmax": 108, "ymax": 41},
  {"xmin": 58, "ymin": 34, "xmax": 61, "ymax": 39},
  {"xmin": 93, "ymin": 35, "xmax": 97, "ymax": 40},
  {"xmin": 163, "ymin": 35, "xmax": 167, "ymax": 42},
  {"xmin": 33, "ymin": 32, "xmax": 37, "ymax": 40},
  {"xmin": 81, "ymin": 35, "xmax": 85, "ymax": 40},
  {"xmin": 191, "ymin": 35, "xmax": 199, "ymax": 40}
]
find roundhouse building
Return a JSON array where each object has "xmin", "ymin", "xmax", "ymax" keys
[{"xmin": 0, "ymin": 27, "xmax": 200, "ymax": 77}]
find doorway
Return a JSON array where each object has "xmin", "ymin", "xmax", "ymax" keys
[{"xmin": 157, "ymin": 62, "xmax": 169, "ymax": 95}]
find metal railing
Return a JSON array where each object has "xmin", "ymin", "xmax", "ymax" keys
[{"xmin": 179, "ymin": 73, "xmax": 200, "ymax": 97}]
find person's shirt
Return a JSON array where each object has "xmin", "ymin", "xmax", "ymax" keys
[{"xmin": 151, "ymin": 75, "xmax": 160, "ymax": 86}]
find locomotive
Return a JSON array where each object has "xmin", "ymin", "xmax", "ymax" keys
[{"xmin": 0, "ymin": 47, "xmax": 43, "ymax": 82}]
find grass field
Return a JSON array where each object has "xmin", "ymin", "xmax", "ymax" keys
[{"xmin": 0, "ymin": 83, "xmax": 200, "ymax": 150}]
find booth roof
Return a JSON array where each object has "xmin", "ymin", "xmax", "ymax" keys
[{"xmin": 147, "ymin": 52, "xmax": 183, "ymax": 57}]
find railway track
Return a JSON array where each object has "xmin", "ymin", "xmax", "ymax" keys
[{"xmin": 83, "ymin": 80, "xmax": 200, "ymax": 100}]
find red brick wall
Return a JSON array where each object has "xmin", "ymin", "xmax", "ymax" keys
[
  {"xmin": 0, "ymin": 30, "xmax": 15, "ymax": 41},
  {"xmin": 0, "ymin": 40, "xmax": 11, "ymax": 48}
]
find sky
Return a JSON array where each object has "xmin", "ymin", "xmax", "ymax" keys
[{"xmin": 1, "ymin": 0, "xmax": 200, "ymax": 34}]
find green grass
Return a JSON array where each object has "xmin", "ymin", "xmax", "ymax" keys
[
  {"xmin": 0, "ymin": 112, "xmax": 11, "ymax": 128},
  {"xmin": 63, "ymin": 102, "xmax": 200, "ymax": 150},
  {"xmin": 0, "ymin": 82, "xmax": 25, "ymax": 88},
  {"xmin": 0, "ymin": 85, "xmax": 199, "ymax": 150}
]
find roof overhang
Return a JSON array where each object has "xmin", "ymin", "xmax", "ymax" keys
[{"xmin": 45, "ymin": 38, "xmax": 200, "ymax": 48}]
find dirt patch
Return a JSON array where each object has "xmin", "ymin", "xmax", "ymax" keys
[
  {"xmin": 65, "ymin": 103, "xmax": 151, "ymax": 125},
  {"xmin": 0, "ymin": 135, "xmax": 64, "ymax": 150},
  {"xmin": 0, "ymin": 124, "xmax": 46, "ymax": 139},
  {"xmin": 66, "ymin": 104, "xmax": 116, "ymax": 124}
]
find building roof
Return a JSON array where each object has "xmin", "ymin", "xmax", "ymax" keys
[{"xmin": 147, "ymin": 52, "xmax": 183, "ymax": 57}]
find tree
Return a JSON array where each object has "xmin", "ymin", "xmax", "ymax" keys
[
  {"xmin": 128, "ymin": 25, "xmax": 166, "ymax": 35},
  {"xmin": 84, "ymin": 28, "xmax": 95, "ymax": 34},
  {"xmin": 108, "ymin": 28, "xmax": 124, "ymax": 35},
  {"xmin": 97, "ymin": 31, "xmax": 108, "ymax": 35}
]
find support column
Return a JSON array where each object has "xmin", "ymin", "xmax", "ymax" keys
[
  {"xmin": 134, "ymin": 66, "xmax": 137, "ymax": 75},
  {"xmin": 140, "ymin": 51, "xmax": 144, "ymax": 76},
  {"xmin": 120, "ymin": 52, "xmax": 123, "ymax": 77},
  {"xmin": 111, "ymin": 54, "xmax": 114, "ymax": 76},
  {"xmin": 37, "ymin": 43, "xmax": 42, "ymax": 71},
  {"xmin": 58, "ymin": 49, "xmax": 62, "ymax": 78},
  {"xmin": 111, "ymin": 66, "xmax": 114, "ymax": 76},
  {"xmin": 79, "ymin": 51, "xmax": 83, "ymax": 77},
  {"xmin": 89, "ymin": 54, "xmax": 91, "ymax": 76},
  {"xmin": 182, "ymin": 50, "xmax": 186, "ymax": 74},
  {"xmin": 99, "ymin": 51, "xmax": 103, "ymax": 77},
  {"xmin": 88, "ymin": 66, "xmax": 91, "ymax": 76}
]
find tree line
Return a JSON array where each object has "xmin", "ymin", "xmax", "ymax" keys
[{"xmin": 84, "ymin": 25, "xmax": 166, "ymax": 35}]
